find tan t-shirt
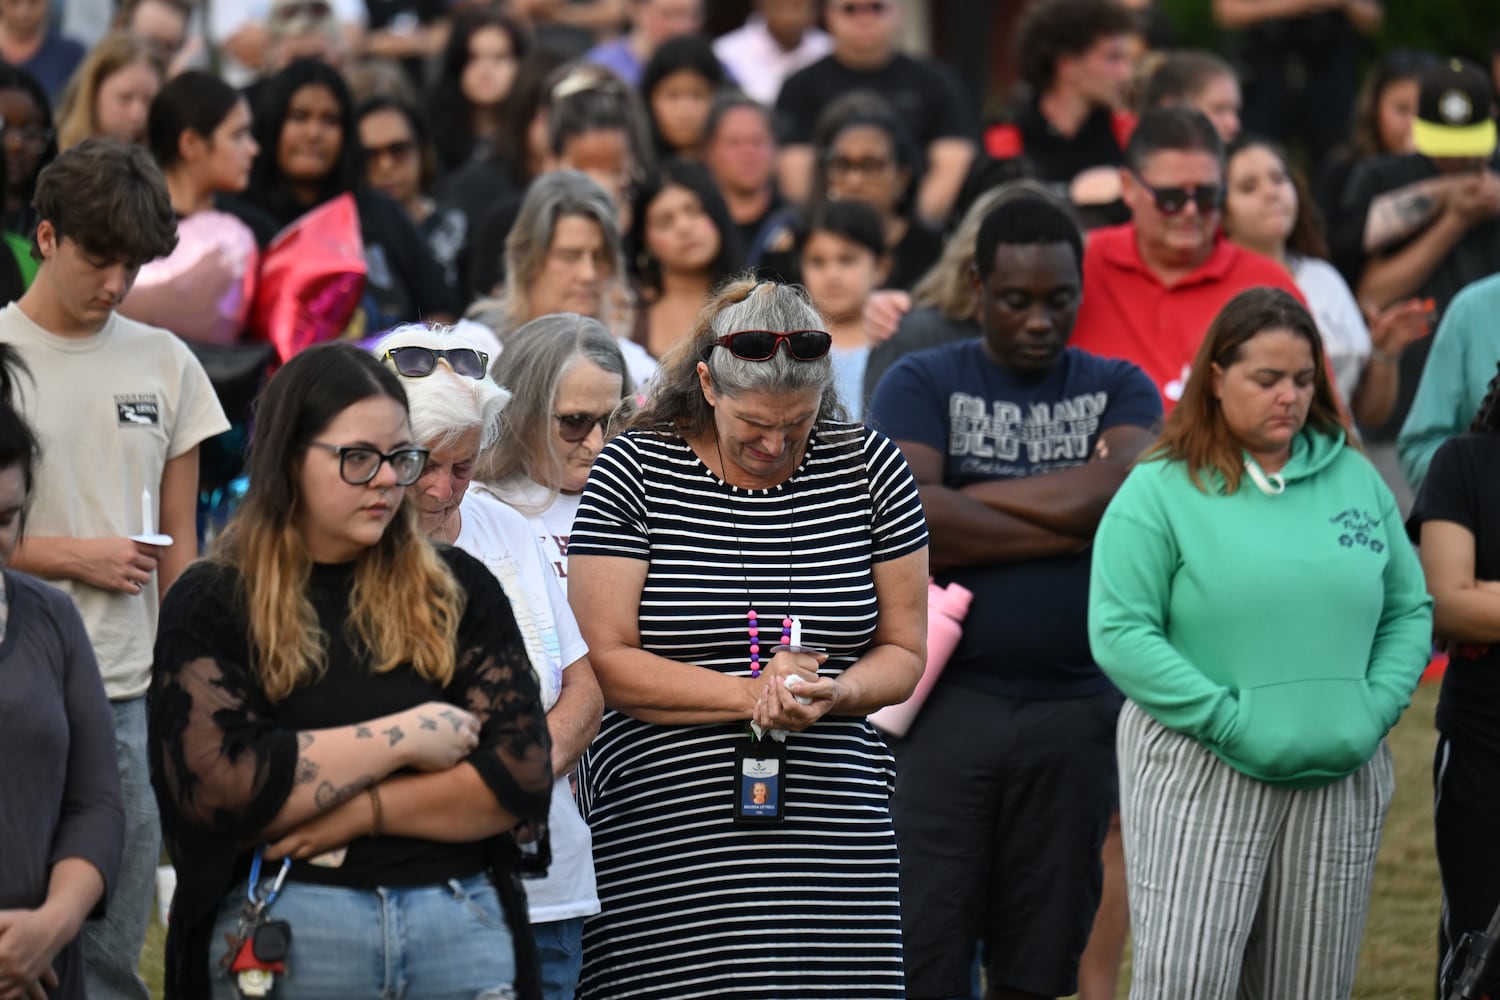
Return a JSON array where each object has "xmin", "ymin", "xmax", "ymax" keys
[{"xmin": 4, "ymin": 303, "xmax": 230, "ymax": 698}]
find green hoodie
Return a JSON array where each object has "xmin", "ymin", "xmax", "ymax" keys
[{"xmin": 1088, "ymin": 428, "xmax": 1433, "ymax": 789}]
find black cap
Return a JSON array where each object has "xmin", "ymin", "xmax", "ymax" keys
[{"xmin": 1413, "ymin": 58, "xmax": 1497, "ymax": 159}]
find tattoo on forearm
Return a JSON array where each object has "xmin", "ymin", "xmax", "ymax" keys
[
  {"xmin": 418, "ymin": 715, "xmax": 437, "ymax": 731},
  {"xmin": 295, "ymin": 757, "xmax": 320, "ymax": 785},
  {"xmin": 314, "ymin": 776, "xmax": 373, "ymax": 810},
  {"xmin": 383, "ymin": 726, "xmax": 404, "ymax": 747},
  {"xmin": 355, "ymin": 725, "xmax": 373, "ymax": 739},
  {"xmin": 439, "ymin": 710, "xmax": 464, "ymax": 732}
]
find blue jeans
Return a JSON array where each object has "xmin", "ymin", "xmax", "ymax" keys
[
  {"xmin": 83, "ymin": 697, "xmax": 155, "ymax": 1000},
  {"xmin": 209, "ymin": 873, "xmax": 517, "ymax": 1000},
  {"xmin": 534, "ymin": 916, "xmax": 584, "ymax": 1000}
]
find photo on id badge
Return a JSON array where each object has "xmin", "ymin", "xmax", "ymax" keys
[{"xmin": 739, "ymin": 756, "xmax": 780, "ymax": 818}]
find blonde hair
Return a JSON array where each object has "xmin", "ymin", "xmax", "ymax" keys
[
  {"xmin": 55, "ymin": 33, "xmax": 163, "ymax": 151},
  {"xmin": 214, "ymin": 343, "xmax": 464, "ymax": 702}
]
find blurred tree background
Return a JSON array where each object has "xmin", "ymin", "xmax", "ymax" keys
[{"xmin": 1156, "ymin": 0, "xmax": 1498, "ymax": 62}]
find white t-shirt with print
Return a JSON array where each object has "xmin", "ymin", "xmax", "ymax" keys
[
  {"xmin": 4, "ymin": 304, "xmax": 229, "ymax": 699},
  {"xmin": 486, "ymin": 478, "xmax": 582, "ymax": 589},
  {"xmin": 454, "ymin": 488, "xmax": 598, "ymax": 922}
]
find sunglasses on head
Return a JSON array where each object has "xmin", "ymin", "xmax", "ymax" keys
[
  {"xmin": 555, "ymin": 411, "xmax": 613, "ymax": 444},
  {"xmin": 1132, "ymin": 173, "xmax": 1225, "ymax": 216},
  {"xmin": 382, "ymin": 346, "xmax": 490, "ymax": 379},
  {"xmin": 711, "ymin": 330, "xmax": 833, "ymax": 362}
]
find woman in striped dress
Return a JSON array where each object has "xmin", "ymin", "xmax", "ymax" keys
[{"xmin": 567, "ymin": 277, "xmax": 929, "ymax": 998}]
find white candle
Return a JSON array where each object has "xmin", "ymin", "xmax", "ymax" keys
[
  {"xmin": 141, "ymin": 487, "xmax": 153, "ymax": 536},
  {"xmin": 789, "ymin": 616, "xmax": 802, "ymax": 648}
]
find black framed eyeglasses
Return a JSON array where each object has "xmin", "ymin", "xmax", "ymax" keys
[
  {"xmin": 711, "ymin": 330, "xmax": 833, "ymax": 362},
  {"xmin": 554, "ymin": 411, "xmax": 612, "ymax": 444},
  {"xmin": 382, "ymin": 346, "xmax": 490, "ymax": 379},
  {"xmin": 309, "ymin": 441, "xmax": 429, "ymax": 486},
  {"xmin": 1132, "ymin": 173, "xmax": 1225, "ymax": 216}
]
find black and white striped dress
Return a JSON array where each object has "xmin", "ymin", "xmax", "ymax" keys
[{"xmin": 569, "ymin": 422, "xmax": 928, "ymax": 999}]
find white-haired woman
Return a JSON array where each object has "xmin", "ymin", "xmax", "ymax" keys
[
  {"xmin": 466, "ymin": 170, "xmax": 656, "ymax": 388},
  {"xmin": 481, "ymin": 313, "xmax": 634, "ymax": 586},
  {"xmin": 376, "ymin": 323, "xmax": 605, "ymax": 1000}
]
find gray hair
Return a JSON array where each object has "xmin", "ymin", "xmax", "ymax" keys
[
  {"xmin": 480, "ymin": 312, "xmax": 634, "ymax": 502},
  {"xmin": 468, "ymin": 170, "xmax": 626, "ymax": 330},
  {"xmin": 631, "ymin": 276, "xmax": 845, "ymax": 438},
  {"xmin": 374, "ymin": 323, "xmax": 512, "ymax": 455}
]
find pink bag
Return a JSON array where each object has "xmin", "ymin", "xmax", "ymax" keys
[
  {"xmin": 249, "ymin": 193, "xmax": 367, "ymax": 362},
  {"xmin": 869, "ymin": 579, "xmax": 972, "ymax": 738}
]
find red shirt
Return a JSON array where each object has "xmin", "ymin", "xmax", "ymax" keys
[{"xmin": 1070, "ymin": 224, "xmax": 1304, "ymax": 412}]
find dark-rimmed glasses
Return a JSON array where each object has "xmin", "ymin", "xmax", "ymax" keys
[
  {"xmin": 711, "ymin": 330, "xmax": 833, "ymax": 362},
  {"xmin": 309, "ymin": 441, "xmax": 429, "ymax": 486},
  {"xmin": 382, "ymin": 346, "xmax": 490, "ymax": 379},
  {"xmin": 1132, "ymin": 173, "xmax": 1225, "ymax": 215},
  {"xmin": 555, "ymin": 412, "xmax": 613, "ymax": 444}
]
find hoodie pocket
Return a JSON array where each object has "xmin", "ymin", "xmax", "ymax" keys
[{"xmin": 1219, "ymin": 679, "xmax": 1383, "ymax": 783}]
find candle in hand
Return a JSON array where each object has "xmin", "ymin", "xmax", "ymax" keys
[
  {"xmin": 141, "ymin": 487, "xmax": 153, "ymax": 537},
  {"xmin": 789, "ymin": 616, "xmax": 802, "ymax": 649}
]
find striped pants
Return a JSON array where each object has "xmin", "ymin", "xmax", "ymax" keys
[{"xmin": 1117, "ymin": 700, "xmax": 1395, "ymax": 1000}]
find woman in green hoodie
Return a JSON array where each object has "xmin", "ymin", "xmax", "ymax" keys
[{"xmin": 1088, "ymin": 286, "xmax": 1433, "ymax": 1000}]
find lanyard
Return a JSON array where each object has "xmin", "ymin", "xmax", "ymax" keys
[{"xmin": 247, "ymin": 847, "xmax": 292, "ymax": 914}]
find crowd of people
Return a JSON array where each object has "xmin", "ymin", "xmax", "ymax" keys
[{"xmin": 2, "ymin": 0, "xmax": 1500, "ymax": 999}]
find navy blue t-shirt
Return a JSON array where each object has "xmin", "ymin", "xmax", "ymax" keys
[{"xmin": 869, "ymin": 340, "xmax": 1161, "ymax": 698}]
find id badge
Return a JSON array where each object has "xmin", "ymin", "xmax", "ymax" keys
[{"xmin": 733, "ymin": 737, "xmax": 786, "ymax": 824}]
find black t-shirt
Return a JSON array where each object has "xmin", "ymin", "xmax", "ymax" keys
[
  {"xmin": 1012, "ymin": 100, "xmax": 1127, "ymax": 187},
  {"xmin": 774, "ymin": 53, "xmax": 975, "ymax": 150},
  {"xmin": 353, "ymin": 188, "xmax": 462, "ymax": 329},
  {"xmin": 466, "ymin": 189, "xmax": 525, "ymax": 303},
  {"xmin": 887, "ymin": 220, "xmax": 942, "ymax": 292},
  {"xmin": 1407, "ymin": 433, "xmax": 1500, "ymax": 750},
  {"xmin": 1342, "ymin": 153, "xmax": 1500, "ymax": 440}
]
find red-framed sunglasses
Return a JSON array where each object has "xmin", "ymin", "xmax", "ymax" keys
[{"xmin": 711, "ymin": 330, "xmax": 833, "ymax": 361}]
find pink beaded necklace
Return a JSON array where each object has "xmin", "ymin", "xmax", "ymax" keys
[{"xmin": 715, "ymin": 433, "xmax": 794, "ymax": 678}]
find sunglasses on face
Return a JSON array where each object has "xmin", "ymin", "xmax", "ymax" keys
[
  {"xmin": 309, "ymin": 441, "xmax": 429, "ymax": 486},
  {"xmin": 711, "ymin": 330, "xmax": 833, "ymax": 362},
  {"xmin": 382, "ymin": 346, "xmax": 490, "ymax": 379},
  {"xmin": 1132, "ymin": 173, "xmax": 1225, "ymax": 216},
  {"xmin": 363, "ymin": 138, "xmax": 417, "ymax": 163},
  {"xmin": 555, "ymin": 411, "xmax": 613, "ymax": 444}
]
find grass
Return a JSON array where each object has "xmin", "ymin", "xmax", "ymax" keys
[{"xmin": 137, "ymin": 683, "xmax": 1444, "ymax": 999}]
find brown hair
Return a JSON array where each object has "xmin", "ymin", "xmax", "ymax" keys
[
  {"xmin": 1145, "ymin": 287, "xmax": 1344, "ymax": 493},
  {"xmin": 32, "ymin": 137, "xmax": 178, "ymax": 264},
  {"xmin": 1225, "ymin": 136, "xmax": 1329, "ymax": 261},
  {"xmin": 1015, "ymin": 0, "xmax": 1138, "ymax": 93},
  {"xmin": 214, "ymin": 343, "xmax": 463, "ymax": 702}
]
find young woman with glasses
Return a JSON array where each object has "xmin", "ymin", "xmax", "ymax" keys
[
  {"xmin": 149, "ymin": 342, "xmax": 552, "ymax": 999},
  {"xmin": 566, "ymin": 277, "xmax": 929, "ymax": 998}
]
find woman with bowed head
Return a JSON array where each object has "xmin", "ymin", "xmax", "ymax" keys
[
  {"xmin": 482, "ymin": 312, "xmax": 634, "ymax": 586},
  {"xmin": 377, "ymin": 322, "xmax": 605, "ymax": 1000},
  {"xmin": 54, "ymin": 33, "xmax": 162, "ymax": 150},
  {"xmin": 567, "ymin": 278, "xmax": 929, "ymax": 998},
  {"xmin": 1406, "ymin": 365, "xmax": 1500, "ymax": 987},
  {"xmin": 148, "ymin": 342, "xmax": 552, "ymax": 999},
  {"xmin": 1220, "ymin": 136, "xmax": 1432, "ymax": 435},
  {"xmin": 1087, "ymin": 287, "xmax": 1432, "ymax": 999},
  {"xmin": 0, "ymin": 345, "xmax": 123, "ymax": 1000}
]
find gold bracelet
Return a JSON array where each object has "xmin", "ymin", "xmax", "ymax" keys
[{"xmin": 367, "ymin": 785, "xmax": 383, "ymax": 838}]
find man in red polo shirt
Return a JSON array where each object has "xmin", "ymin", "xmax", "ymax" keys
[{"xmin": 1071, "ymin": 105, "xmax": 1302, "ymax": 411}]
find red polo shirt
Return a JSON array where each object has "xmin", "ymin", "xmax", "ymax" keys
[{"xmin": 1070, "ymin": 223, "xmax": 1305, "ymax": 412}]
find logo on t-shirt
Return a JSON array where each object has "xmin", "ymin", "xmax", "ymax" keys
[
  {"xmin": 1329, "ymin": 508, "xmax": 1385, "ymax": 554},
  {"xmin": 948, "ymin": 390, "xmax": 1106, "ymax": 475},
  {"xmin": 115, "ymin": 395, "xmax": 160, "ymax": 427}
]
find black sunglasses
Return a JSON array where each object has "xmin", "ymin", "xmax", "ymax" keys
[
  {"xmin": 1132, "ymin": 174, "xmax": 1225, "ymax": 215},
  {"xmin": 382, "ymin": 346, "xmax": 489, "ymax": 379},
  {"xmin": 555, "ymin": 411, "xmax": 612, "ymax": 444},
  {"xmin": 309, "ymin": 441, "xmax": 429, "ymax": 486},
  {"xmin": 711, "ymin": 330, "xmax": 833, "ymax": 362}
]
